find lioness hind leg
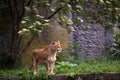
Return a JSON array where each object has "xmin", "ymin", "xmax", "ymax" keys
[
  {"xmin": 33, "ymin": 58, "xmax": 38, "ymax": 75},
  {"xmin": 33, "ymin": 62, "xmax": 38, "ymax": 75},
  {"xmin": 29, "ymin": 54, "xmax": 35, "ymax": 70}
]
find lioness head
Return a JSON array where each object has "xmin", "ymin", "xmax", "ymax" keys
[{"xmin": 51, "ymin": 40, "xmax": 62, "ymax": 52}]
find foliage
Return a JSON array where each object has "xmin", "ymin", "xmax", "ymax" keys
[
  {"xmin": 56, "ymin": 41, "xmax": 81, "ymax": 62},
  {"xmin": 69, "ymin": 41, "xmax": 81, "ymax": 59},
  {"xmin": 19, "ymin": 6, "xmax": 50, "ymax": 37},
  {"xmin": 74, "ymin": 0, "xmax": 120, "ymax": 30},
  {"xmin": 0, "ymin": 57, "xmax": 120, "ymax": 78},
  {"xmin": 0, "ymin": 66, "xmax": 49, "ymax": 80},
  {"xmin": 69, "ymin": 41, "xmax": 80, "ymax": 50},
  {"xmin": 56, "ymin": 61, "xmax": 77, "ymax": 69},
  {"xmin": 0, "ymin": 53, "xmax": 18, "ymax": 69},
  {"xmin": 55, "ymin": 57, "xmax": 120, "ymax": 74},
  {"xmin": 109, "ymin": 30, "xmax": 120, "ymax": 59}
]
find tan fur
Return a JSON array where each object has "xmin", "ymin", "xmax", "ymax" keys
[{"xmin": 30, "ymin": 40, "xmax": 62, "ymax": 75}]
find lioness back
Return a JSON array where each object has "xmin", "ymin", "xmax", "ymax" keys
[{"xmin": 32, "ymin": 48, "xmax": 50, "ymax": 61}]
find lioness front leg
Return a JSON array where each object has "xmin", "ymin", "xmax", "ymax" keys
[
  {"xmin": 49, "ymin": 61, "xmax": 55, "ymax": 75},
  {"xmin": 44, "ymin": 63, "xmax": 50, "ymax": 74}
]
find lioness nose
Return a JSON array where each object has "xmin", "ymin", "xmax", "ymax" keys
[{"xmin": 57, "ymin": 47, "xmax": 62, "ymax": 52}]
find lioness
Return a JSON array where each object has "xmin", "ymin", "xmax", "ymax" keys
[{"xmin": 30, "ymin": 40, "xmax": 62, "ymax": 75}]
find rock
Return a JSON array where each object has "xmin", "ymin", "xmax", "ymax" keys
[
  {"xmin": 70, "ymin": 23, "xmax": 115, "ymax": 57},
  {"xmin": 41, "ymin": 25, "xmax": 69, "ymax": 53}
]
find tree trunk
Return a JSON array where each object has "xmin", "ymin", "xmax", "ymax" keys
[{"xmin": 0, "ymin": 0, "xmax": 27, "ymax": 69}]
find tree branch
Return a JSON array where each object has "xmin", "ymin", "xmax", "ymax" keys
[
  {"xmin": 18, "ymin": 36, "xmax": 34, "ymax": 55},
  {"xmin": 46, "ymin": 5, "xmax": 66, "ymax": 19},
  {"xmin": 45, "ymin": 0, "xmax": 72, "ymax": 19},
  {"xmin": 26, "ymin": 0, "xmax": 32, "ymax": 6}
]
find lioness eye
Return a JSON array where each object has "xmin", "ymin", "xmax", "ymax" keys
[{"xmin": 52, "ymin": 42, "xmax": 55, "ymax": 45}]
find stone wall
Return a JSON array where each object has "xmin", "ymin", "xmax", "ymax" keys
[{"xmin": 69, "ymin": 21, "xmax": 115, "ymax": 58}]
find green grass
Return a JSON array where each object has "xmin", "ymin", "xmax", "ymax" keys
[
  {"xmin": 0, "ymin": 66, "xmax": 47, "ymax": 77},
  {"xmin": 0, "ymin": 57, "xmax": 120, "ymax": 78},
  {"xmin": 0, "ymin": 66, "xmax": 48, "ymax": 80},
  {"xmin": 55, "ymin": 57, "xmax": 120, "ymax": 74}
]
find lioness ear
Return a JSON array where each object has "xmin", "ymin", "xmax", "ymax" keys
[{"xmin": 57, "ymin": 40, "xmax": 60, "ymax": 43}]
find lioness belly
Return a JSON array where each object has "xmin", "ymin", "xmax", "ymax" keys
[{"xmin": 37, "ymin": 56, "xmax": 56, "ymax": 65}]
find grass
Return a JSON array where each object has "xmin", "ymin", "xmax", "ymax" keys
[
  {"xmin": 0, "ymin": 66, "xmax": 49, "ymax": 80},
  {"xmin": 55, "ymin": 57, "xmax": 120, "ymax": 74},
  {"xmin": 0, "ymin": 57, "xmax": 120, "ymax": 78}
]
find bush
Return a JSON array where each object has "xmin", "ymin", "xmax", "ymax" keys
[
  {"xmin": 109, "ymin": 30, "xmax": 120, "ymax": 59},
  {"xmin": 0, "ymin": 52, "xmax": 21, "ymax": 69}
]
